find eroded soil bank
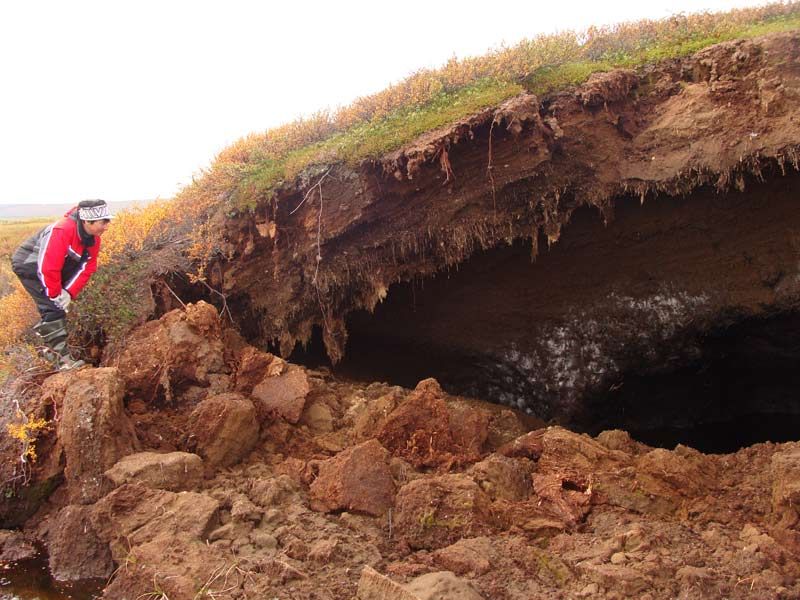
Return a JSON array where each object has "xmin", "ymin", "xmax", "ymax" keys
[
  {"xmin": 331, "ymin": 171, "xmax": 800, "ymax": 432},
  {"xmin": 1, "ymin": 302, "xmax": 799, "ymax": 599},
  {"xmin": 156, "ymin": 31, "xmax": 800, "ymax": 426}
]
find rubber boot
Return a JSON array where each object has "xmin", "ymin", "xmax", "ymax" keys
[{"xmin": 33, "ymin": 319, "xmax": 86, "ymax": 371}]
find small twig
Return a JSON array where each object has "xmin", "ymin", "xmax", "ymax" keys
[
  {"xmin": 312, "ymin": 178, "xmax": 324, "ymax": 286},
  {"xmin": 162, "ymin": 281, "xmax": 186, "ymax": 309},
  {"xmin": 289, "ymin": 168, "xmax": 332, "ymax": 216},
  {"xmin": 2, "ymin": 470, "xmax": 27, "ymax": 490},
  {"xmin": 195, "ymin": 279, "xmax": 234, "ymax": 324},
  {"xmin": 734, "ymin": 576, "xmax": 757, "ymax": 591}
]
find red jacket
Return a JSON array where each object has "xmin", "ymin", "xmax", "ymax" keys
[{"xmin": 11, "ymin": 208, "xmax": 101, "ymax": 299}]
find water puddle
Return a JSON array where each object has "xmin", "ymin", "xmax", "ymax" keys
[{"xmin": 0, "ymin": 556, "xmax": 103, "ymax": 600}]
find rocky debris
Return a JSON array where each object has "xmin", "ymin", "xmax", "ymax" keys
[
  {"xmin": 405, "ymin": 571, "xmax": 485, "ymax": 600},
  {"xmin": 526, "ymin": 426, "xmax": 630, "ymax": 475},
  {"xmin": 497, "ymin": 428, "xmax": 546, "ymax": 459},
  {"xmin": 56, "ymin": 368, "xmax": 139, "ymax": 504},
  {"xmin": 504, "ymin": 427, "xmax": 720, "ymax": 520},
  {"xmin": 310, "ymin": 439, "xmax": 396, "ymax": 516},
  {"xmin": 112, "ymin": 300, "xmax": 227, "ymax": 403},
  {"xmin": 251, "ymin": 367, "xmax": 311, "ymax": 424},
  {"xmin": 350, "ymin": 388, "xmax": 404, "ymax": 441},
  {"xmin": 260, "ymin": 557, "xmax": 308, "ymax": 583},
  {"xmin": 308, "ymin": 538, "xmax": 338, "ymax": 562},
  {"xmin": 394, "ymin": 474, "xmax": 495, "ymax": 550},
  {"xmin": 274, "ymin": 456, "xmax": 316, "ymax": 486},
  {"xmin": 45, "ymin": 504, "xmax": 113, "ymax": 582},
  {"xmin": 184, "ymin": 392, "xmax": 259, "ymax": 467},
  {"xmin": 102, "ymin": 560, "xmax": 208, "ymax": 600},
  {"xmin": 485, "ymin": 408, "xmax": 532, "ymax": 450},
  {"xmin": 7, "ymin": 288, "xmax": 800, "ymax": 598},
  {"xmin": 634, "ymin": 446, "xmax": 712, "ymax": 499},
  {"xmin": 578, "ymin": 562, "xmax": 652, "ymax": 597},
  {"xmin": 87, "ymin": 483, "xmax": 225, "ymax": 599},
  {"xmin": 104, "ymin": 451, "xmax": 204, "ymax": 491},
  {"xmin": 0, "ymin": 529, "xmax": 37, "ymax": 562},
  {"xmin": 595, "ymin": 429, "xmax": 647, "ymax": 455},
  {"xmin": 447, "ymin": 402, "xmax": 490, "ymax": 459},
  {"xmin": 532, "ymin": 472, "xmax": 592, "ymax": 527},
  {"xmin": 494, "ymin": 498, "xmax": 570, "ymax": 539},
  {"xmin": 377, "ymin": 379, "xmax": 487, "ymax": 469},
  {"xmin": 231, "ymin": 493, "xmax": 262, "ymax": 523},
  {"xmin": 249, "ymin": 473, "xmax": 302, "ymax": 507}
]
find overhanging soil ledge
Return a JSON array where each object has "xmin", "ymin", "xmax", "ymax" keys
[{"xmin": 176, "ymin": 32, "xmax": 800, "ymax": 421}]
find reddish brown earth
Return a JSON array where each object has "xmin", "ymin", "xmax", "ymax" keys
[
  {"xmin": 0, "ymin": 302, "xmax": 796, "ymax": 599},
  {"xmin": 1, "ymin": 32, "xmax": 800, "ymax": 600}
]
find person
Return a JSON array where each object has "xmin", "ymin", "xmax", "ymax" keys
[{"xmin": 11, "ymin": 199, "xmax": 113, "ymax": 370}]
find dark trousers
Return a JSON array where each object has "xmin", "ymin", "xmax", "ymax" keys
[{"xmin": 14, "ymin": 274, "xmax": 66, "ymax": 322}]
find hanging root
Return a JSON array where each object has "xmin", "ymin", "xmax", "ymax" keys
[
  {"xmin": 437, "ymin": 144, "xmax": 455, "ymax": 184},
  {"xmin": 487, "ymin": 119, "xmax": 498, "ymax": 219}
]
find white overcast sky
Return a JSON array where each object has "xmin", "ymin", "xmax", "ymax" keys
[{"xmin": 0, "ymin": 0, "xmax": 772, "ymax": 204}]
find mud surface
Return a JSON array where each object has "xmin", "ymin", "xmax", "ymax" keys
[{"xmin": 1, "ymin": 555, "xmax": 102, "ymax": 600}]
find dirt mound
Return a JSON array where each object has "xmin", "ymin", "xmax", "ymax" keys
[
  {"xmin": 375, "ymin": 378, "xmax": 488, "ymax": 469},
  {"xmin": 111, "ymin": 300, "xmax": 229, "ymax": 405},
  {"xmin": 0, "ymin": 301, "xmax": 796, "ymax": 598}
]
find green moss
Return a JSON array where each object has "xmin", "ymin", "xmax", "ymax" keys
[
  {"xmin": 524, "ymin": 61, "xmax": 613, "ymax": 96},
  {"xmin": 417, "ymin": 508, "xmax": 470, "ymax": 531},
  {"xmin": 526, "ymin": 14, "xmax": 800, "ymax": 95},
  {"xmin": 72, "ymin": 255, "xmax": 151, "ymax": 343},
  {"xmin": 234, "ymin": 78, "xmax": 522, "ymax": 202},
  {"xmin": 533, "ymin": 549, "xmax": 571, "ymax": 586},
  {"xmin": 418, "ymin": 509, "xmax": 436, "ymax": 529}
]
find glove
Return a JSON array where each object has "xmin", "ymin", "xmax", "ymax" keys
[{"xmin": 52, "ymin": 289, "xmax": 72, "ymax": 311}]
